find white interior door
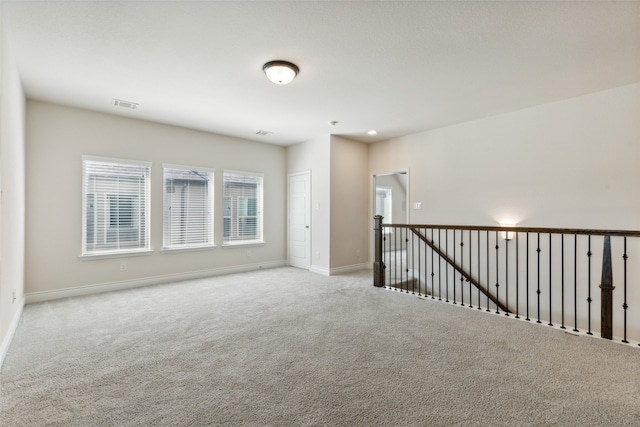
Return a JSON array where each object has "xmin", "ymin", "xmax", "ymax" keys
[{"xmin": 288, "ymin": 171, "xmax": 311, "ymax": 269}]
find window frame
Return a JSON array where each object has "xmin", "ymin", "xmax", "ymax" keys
[
  {"xmin": 81, "ymin": 155, "xmax": 152, "ymax": 258},
  {"xmin": 162, "ymin": 164, "xmax": 215, "ymax": 251},
  {"xmin": 222, "ymin": 170, "xmax": 264, "ymax": 247}
]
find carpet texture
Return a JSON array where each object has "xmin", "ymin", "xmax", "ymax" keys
[{"xmin": 2, "ymin": 267, "xmax": 640, "ymax": 426}]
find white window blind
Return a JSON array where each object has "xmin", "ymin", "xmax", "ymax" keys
[
  {"xmin": 163, "ymin": 165, "xmax": 214, "ymax": 249},
  {"xmin": 82, "ymin": 156, "xmax": 151, "ymax": 256},
  {"xmin": 223, "ymin": 171, "xmax": 263, "ymax": 245}
]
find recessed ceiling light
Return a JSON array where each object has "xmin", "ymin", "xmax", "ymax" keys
[
  {"xmin": 256, "ymin": 130, "xmax": 273, "ymax": 136},
  {"xmin": 112, "ymin": 98, "xmax": 138, "ymax": 110},
  {"xmin": 368, "ymin": 130, "xmax": 377, "ymax": 135},
  {"xmin": 328, "ymin": 121, "xmax": 339, "ymax": 126}
]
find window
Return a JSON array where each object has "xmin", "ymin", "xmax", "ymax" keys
[
  {"xmin": 82, "ymin": 156, "xmax": 150, "ymax": 256},
  {"xmin": 223, "ymin": 171, "xmax": 263, "ymax": 245},
  {"xmin": 163, "ymin": 165, "xmax": 214, "ymax": 249}
]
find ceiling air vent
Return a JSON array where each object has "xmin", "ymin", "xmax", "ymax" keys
[
  {"xmin": 256, "ymin": 130, "xmax": 273, "ymax": 136},
  {"xmin": 112, "ymin": 98, "xmax": 139, "ymax": 110}
]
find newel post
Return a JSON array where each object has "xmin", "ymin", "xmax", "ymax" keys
[
  {"xmin": 373, "ymin": 215, "xmax": 385, "ymax": 287},
  {"xmin": 599, "ymin": 235, "xmax": 614, "ymax": 340}
]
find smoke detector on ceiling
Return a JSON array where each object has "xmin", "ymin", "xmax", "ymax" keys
[{"xmin": 112, "ymin": 98, "xmax": 139, "ymax": 110}]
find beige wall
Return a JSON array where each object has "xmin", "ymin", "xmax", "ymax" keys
[
  {"xmin": 369, "ymin": 83, "xmax": 640, "ymax": 340},
  {"xmin": 0, "ymin": 22, "xmax": 26, "ymax": 361},
  {"xmin": 287, "ymin": 135, "xmax": 369, "ymax": 273},
  {"xmin": 369, "ymin": 83, "xmax": 640, "ymax": 230},
  {"xmin": 25, "ymin": 101, "xmax": 286, "ymax": 296},
  {"xmin": 329, "ymin": 136, "xmax": 369, "ymax": 270},
  {"xmin": 286, "ymin": 135, "xmax": 330, "ymax": 272}
]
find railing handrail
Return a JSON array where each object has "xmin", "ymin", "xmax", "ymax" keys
[
  {"xmin": 410, "ymin": 227, "xmax": 510, "ymax": 313},
  {"xmin": 380, "ymin": 222, "xmax": 640, "ymax": 238},
  {"xmin": 373, "ymin": 215, "xmax": 640, "ymax": 343}
]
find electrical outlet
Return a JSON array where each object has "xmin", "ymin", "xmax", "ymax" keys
[
  {"xmin": 246, "ymin": 250, "xmax": 252, "ymax": 257},
  {"xmin": 356, "ymin": 249, "xmax": 361, "ymax": 258},
  {"xmin": 120, "ymin": 262, "xmax": 127, "ymax": 271}
]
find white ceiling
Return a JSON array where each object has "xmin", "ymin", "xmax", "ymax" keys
[{"xmin": 2, "ymin": 1, "xmax": 639, "ymax": 146}]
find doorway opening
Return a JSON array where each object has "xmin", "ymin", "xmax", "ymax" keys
[{"xmin": 372, "ymin": 170, "xmax": 409, "ymax": 281}]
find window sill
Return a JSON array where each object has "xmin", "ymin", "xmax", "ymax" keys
[
  {"xmin": 79, "ymin": 249, "xmax": 153, "ymax": 261},
  {"xmin": 222, "ymin": 240, "xmax": 265, "ymax": 248},
  {"xmin": 161, "ymin": 245, "xmax": 216, "ymax": 254}
]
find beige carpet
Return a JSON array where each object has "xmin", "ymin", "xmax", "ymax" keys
[{"xmin": 2, "ymin": 267, "xmax": 639, "ymax": 426}]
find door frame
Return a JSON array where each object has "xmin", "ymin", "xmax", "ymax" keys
[{"xmin": 370, "ymin": 168, "xmax": 410, "ymax": 268}]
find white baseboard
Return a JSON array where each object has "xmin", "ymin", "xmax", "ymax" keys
[
  {"xmin": 310, "ymin": 265, "xmax": 330, "ymax": 276},
  {"xmin": 330, "ymin": 263, "xmax": 370, "ymax": 275},
  {"xmin": 310, "ymin": 263, "xmax": 369, "ymax": 276},
  {"xmin": 1, "ymin": 297, "xmax": 25, "ymax": 368},
  {"xmin": 25, "ymin": 260, "xmax": 286, "ymax": 304}
]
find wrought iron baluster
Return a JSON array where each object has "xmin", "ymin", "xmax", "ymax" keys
[
  {"xmin": 486, "ymin": 230, "xmax": 490, "ymax": 312},
  {"xmin": 478, "ymin": 230, "xmax": 481, "ymax": 310},
  {"xmin": 515, "ymin": 232, "xmax": 520, "ymax": 319},
  {"xmin": 587, "ymin": 235, "xmax": 593, "ymax": 335},
  {"xmin": 453, "ymin": 230, "xmax": 457, "ymax": 304},
  {"xmin": 460, "ymin": 232, "xmax": 465, "ymax": 306},
  {"xmin": 431, "ymin": 229, "xmax": 436, "ymax": 299},
  {"xmin": 468, "ymin": 230, "xmax": 473, "ymax": 309},
  {"xmin": 536, "ymin": 233, "xmax": 541, "ymax": 324},
  {"xmin": 438, "ymin": 229, "xmax": 442, "ymax": 301},
  {"xmin": 495, "ymin": 231, "xmax": 500, "ymax": 314},
  {"xmin": 410, "ymin": 231, "xmax": 414, "ymax": 295},
  {"xmin": 505, "ymin": 232, "xmax": 509, "ymax": 316},
  {"xmin": 400, "ymin": 227, "xmax": 405, "ymax": 292},
  {"xmin": 526, "ymin": 232, "xmax": 530, "ymax": 321},
  {"xmin": 623, "ymin": 237, "xmax": 629, "ymax": 343},
  {"xmin": 561, "ymin": 234, "xmax": 566, "ymax": 329},
  {"xmin": 417, "ymin": 228, "xmax": 421, "ymax": 296},
  {"xmin": 399, "ymin": 227, "xmax": 403, "ymax": 291},
  {"xmin": 446, "ymin": 230, "xmax": 449, "ymax": 303},
  {"xmin": 394, "ymin": 226, "xmax": 399, "ymax": 290},
  {"xmin": 376, "ymin": 221, "xmax": 387, "ymax": 288},
  {"xmin": 573, "ymin": 234, "xmax": 579, "ymax": 332},
  {"xmin": 548, "ymin": 233, "xmax": 553, "ymax": 327}
]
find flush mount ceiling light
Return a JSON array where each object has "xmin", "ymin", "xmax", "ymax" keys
[
  {"xmin": 368, "ymin": 130, "xmax": 377, "ymax": 135},
  {"xmin": 263, "ymin": 60, "xmax": 299, "ymax": 85}
]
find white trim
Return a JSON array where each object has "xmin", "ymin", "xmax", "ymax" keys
[
  {"xmin": 310, "ymin": 265, "xmax": 330, "ymax": 276},
  {"xmin": 82, "ymin": 154, "xmax": 151, "ymax": 168},
  {"xmin": 221, "ymin": 241, "xmax": 265, "ymax": 248},
  {"xmin": 161, "ymin": 245, "xmax": 216, "ymax": 254},
  {"xmin": 0, "ymin": 297, "xmax": 25, "ymax": 369},
  {"xmin": 162, "ymin": 163, "xmax": 215, "ymax": 173},
  {"xmin": 288, "ymin": 170, "xmax": 311, "ymax": 178},
  {"xmin": 330, "ymin": 263, "xmax": 370, "ymax": 275},
  {"xmin": 309, "ymin": 264, "xmax": 368, "ymax": 276},
  {"xmin": 79, "ymin": 249, "xmax": 154, "ymax": 260},
  {"xmin": 25, "ymin": 260, "xmax": 286, "ymax": 304},
  {"xmin": 223, "ymin": 169, "xmax": 264, "ymax": 179},
  {"xmin": 371, "ymin": 168, "xmax": 410, "ymax": 275}
]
